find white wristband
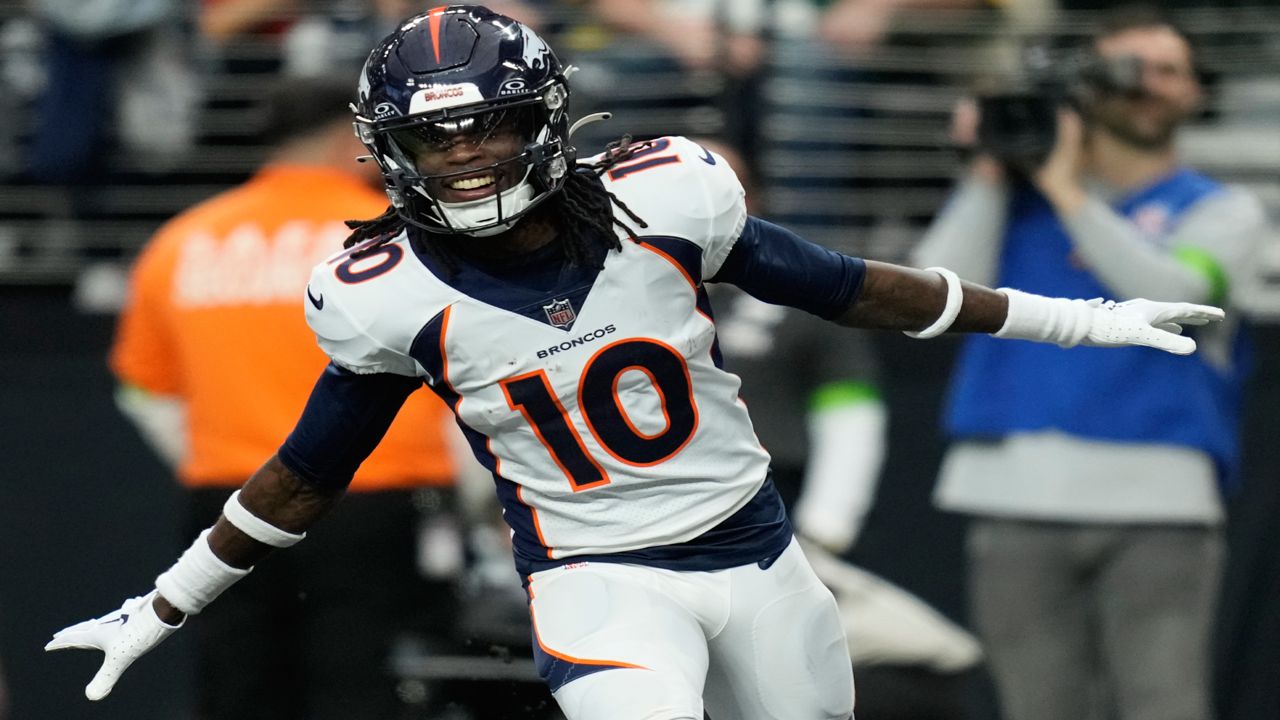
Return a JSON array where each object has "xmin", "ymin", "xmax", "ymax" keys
[
  {"xmin": 905, "ymin": 267, "xmax": 964, "ymax": 339},
  {"xmin": 155, "ymin": 529, "xmax": 251, "ymax": 615},
  {"xmin": 993, "ymin": 288, "xmax": 1097, "ymax": 348},
  {"xmin": 223, "ymin": 490, "xmax": 306, "ymax": 548}
]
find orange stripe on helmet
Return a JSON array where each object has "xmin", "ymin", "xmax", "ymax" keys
[{"xmin": 428, "ymin": 6, "xmax": 446, "ymax": 64}]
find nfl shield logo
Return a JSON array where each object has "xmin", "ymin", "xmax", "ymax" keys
[{"xmin": 543, "ymin": 298, "xmax": 576, "ymax": 328}]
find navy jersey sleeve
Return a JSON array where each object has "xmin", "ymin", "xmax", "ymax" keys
[
  {"xmin": 276, "ymin": 363, "xmax": 422, "ymax": 489},
  {"xmin": 710, "ymin": 216, "xmax": 866, "ymax": 320}
]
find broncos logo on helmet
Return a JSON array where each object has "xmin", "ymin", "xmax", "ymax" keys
[
  {"xmin": 521, "ymin": 26, "xmax": 554, "ymax": 74},
  {"xmin": 352, "ymin": 5, "xmax": 572, "ymax": 237}
]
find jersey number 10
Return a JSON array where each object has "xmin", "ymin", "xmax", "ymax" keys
[{"xmin": 500, "ymin": 338, "xmax": 698, "ymax": 491}]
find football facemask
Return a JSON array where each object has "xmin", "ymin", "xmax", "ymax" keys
[{"xmin": 380, "ymin": 105, "xmax": 554, "ymax": 237}]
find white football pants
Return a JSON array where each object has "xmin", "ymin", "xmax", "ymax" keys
[{"xmin": 527, "ymin": 538, "xmax": 855, "ymax": 720}]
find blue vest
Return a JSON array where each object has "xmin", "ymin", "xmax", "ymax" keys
[{"xmin": 944, "ymin": 169, "xmax": 1249, "ymax": 493}]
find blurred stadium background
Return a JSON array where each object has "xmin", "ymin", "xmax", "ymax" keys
[{"xmin": 1, "ymin": 1, "xmax": 1278, "ymax": 719}]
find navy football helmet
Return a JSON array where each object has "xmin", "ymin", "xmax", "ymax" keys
[{"xmin": 352, "ymin": 5, "xmax": 572, "ymax": 236}]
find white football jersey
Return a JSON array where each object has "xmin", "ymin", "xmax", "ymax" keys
[{"xmin": 304, "ymin": 136, "xmax": 781, "ymax": 572}]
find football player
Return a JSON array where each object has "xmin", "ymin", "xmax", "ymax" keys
[{"xmin": 47, "ymin": 6, "xmax": 1224, "ymax": 720}]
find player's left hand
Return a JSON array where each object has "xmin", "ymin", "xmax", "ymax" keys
[
  {"xmin": 1084, "ymin": 298, "xmax": 1225, "ymax": 355},
  {"xmin": 45, "ymin": 590, "xmax": 183, "ymax": 701}
]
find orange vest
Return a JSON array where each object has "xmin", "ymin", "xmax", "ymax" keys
[{"xmin": 111, "ymin": 164, "xmax": 454, "ymax": 490}]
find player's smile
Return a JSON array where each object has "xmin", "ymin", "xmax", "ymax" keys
[
  {"xmin": 447, "ymin": 172, "xmax": 495, "ymax": 192},
  {"xmin": 437, "ymin": 165, "xmax": 513, "ymax": 203},
  {"xmin": 414, "ymin": 125, "xmax": 527, "ymax": 205}
]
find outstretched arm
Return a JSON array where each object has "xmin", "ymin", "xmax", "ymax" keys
[
  {"xmin": 47, "ymin": 364, "xmax": 420, "ymax": 699},
  {"xmin": 149, "ymin": 455, "xmax": 342, "ymax": 624},
  {"xmin": 843, "ymin": 260, "xmax": 1222, "ymax": 353},
  {"xmin": 836, "ymin": 260, "xmax": 1006, "ymax": 333},
  {"xmin": 44, "ymin": 456, "xmax": 343, "ymax": 700},
  {"xmin": 714, "ymin": 216, "xmax": 1223, "ymax": 355}
]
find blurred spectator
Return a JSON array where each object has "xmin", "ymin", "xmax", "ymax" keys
[
  {"xmin": 755, "ymin": 0, "xmax": 986, "ymax": 253},
  {"xmin": 25, "ymin": 0, "xmax": 199, "ymax": 182},
  {"xmin": 198, "ymin": 0, "xmax": 296, "ymax": 47},
  {"xmin": 109, "ymin": 77, "xmax": 462, "ymax": 720},
  {"xmin": 813, "ymin": 0, "xmax": 986, "ymax": 56},
  {"xmin": 587, "ymin": 0, "xmax": 763, "ymax": 75},
  {"xmin": 562, "ymin": 0, "xmax": 763, "ymax": 153},
  {"xmin": 279, "ymin": 0, "xmax": 404, "ymax": 79},
  {"xmin": 208, "ymin": 0, "xmax": 546, "ymax": 79},
  {"xmin": 709, "ymin": 137, "xmax": 982, "ymax": 720},
  {"xmin": 912, "ymin": 7, "xmax": 1271, "ymax": 720},
  {"xmin": 0, "ymin": 17, "xmax": 44, "ymax": 177}
]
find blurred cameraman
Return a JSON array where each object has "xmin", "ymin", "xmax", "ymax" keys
[{"xmin": 913, "ymin": 6, "xmax": 1271, "ymax": 720}]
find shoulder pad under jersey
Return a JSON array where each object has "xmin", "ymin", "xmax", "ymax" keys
[
  {"xmin": 303, "ymin": 236, "xmax": 423, "ymax": 377},
  {"xmin": 595, "ymin": 136, "xmax": 747, "ymax": 278}
]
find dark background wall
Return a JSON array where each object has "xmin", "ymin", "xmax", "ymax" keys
[
  {"xmin": 2, "ymin": 286, "xmax": 1277, "ymax": 720},
  {"xmin": 1, "ymin": 287, "xmax": 193, "ymax": 720}
]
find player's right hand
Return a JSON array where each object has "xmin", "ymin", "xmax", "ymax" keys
[{"xmin": 45, "ymin": 590, "xmax": 183, "ymax": 701}]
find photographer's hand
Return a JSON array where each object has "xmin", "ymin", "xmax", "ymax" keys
[
  {"xmin": 1033, "ymin": 109, "xmax": 1087, "ymax": 215},
  {"xmin": 949, "ymin": 97, "xmax": 1004, "ymax": 184}
]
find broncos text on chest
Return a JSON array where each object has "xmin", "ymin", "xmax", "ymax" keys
[{"xmin": 536, "ymin": 324, "xmax": 618, "ymax": 359}]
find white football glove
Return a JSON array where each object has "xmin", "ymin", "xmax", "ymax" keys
[
  {"xmin": 996, "ymin": 289, "xmax": 1225, "ymax": 355},
  {"xmin": 44, "ymin": 590, "xmax": 183, "ymax": 701},
  {"xmin": 1082, "ymin": 298, "xmax": 1224, "ymax": 354}
]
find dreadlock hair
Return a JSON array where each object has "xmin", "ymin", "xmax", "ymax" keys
[{"xmin": 342, "ymin": 135, "xmax": 651, "ymax": 274}]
